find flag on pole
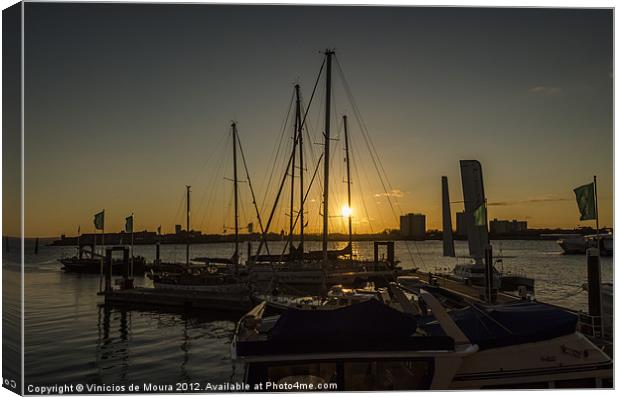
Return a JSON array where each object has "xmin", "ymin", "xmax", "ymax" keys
[
  {"xmin": 77, "ymin": 225, "xmax": 81, "ymax": 235},
  {"xmin": 574, "ymin": 182, "xmax": 596, "ymax": 220},
  {"xmin": 247, "ymin": 222, "xmax": 254, "ymax": 233},
  {"xmin": 157, "ymin": 225, "xmax": 161, "ymax": 235},
  {"xmin": 125, "ymin": 215, "xmax": 134, "ymax": 233},
  {"xmin": 94, "ymin": 210, "xmax": 105, "ymax": 230},
  {"xmin": 473, "ymin": 203, "xmax": 487, "ymax": 226}
]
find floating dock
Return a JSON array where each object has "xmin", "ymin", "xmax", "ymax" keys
[{"xmin": 101, "ymin": 288, "xmax": 253, "ymax": 313}]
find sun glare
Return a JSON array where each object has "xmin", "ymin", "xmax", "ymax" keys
[{"xmin": 341, "ymin": 205, "xmax": 352, "ymax": 218}]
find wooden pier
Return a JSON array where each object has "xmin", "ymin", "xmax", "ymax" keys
[
  {"xmin": 409, "ymin": 269, "xmax": 521, "ymax": 304},
  {"xmin": 101, "ymin": 287, "xmax": 253, "ymax": 313}
]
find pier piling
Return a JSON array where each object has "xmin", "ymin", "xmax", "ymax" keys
[{"xmin": 586, "ymin": 247, "xmax": 603, "ymax": 336}]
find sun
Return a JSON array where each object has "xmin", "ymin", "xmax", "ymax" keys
[{"xmin": 341, "ymin": 205, "xmax": 352, "ymax": 218}]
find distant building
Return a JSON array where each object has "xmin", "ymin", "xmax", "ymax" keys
[
  {"xmin": 175, "ymin": 224, "xmax": 182, "ymax": 234},
  {"xmin": 490, "ymin": 218, "xmax": 528, "ymax": 235},
  {"xmin": 455, "ymin": 211, "xmax": 467, "ymax": 237},
  {"xmin": 400, "ymin": 213, "xmax": 426, "ymax": 239}
]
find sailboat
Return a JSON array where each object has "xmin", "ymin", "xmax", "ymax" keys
[
  {"xmin": 60, "ymin": 227, "xmax": 147, "ymax": 275},
  {"xmin": 146, "ymin": 123, "xmax": 250, "ymax": 306},
  {"xmin": 442, "ymin": 161, "xmax": 534, "ymax": 295},
  {"xmin": 247, "ymin": 51, "xmax": 413, "ymax": 293}
]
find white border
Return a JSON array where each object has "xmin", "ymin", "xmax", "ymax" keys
[{"xmin": 0, "ymin": 2, "xmax": 616, "ymax": 397}]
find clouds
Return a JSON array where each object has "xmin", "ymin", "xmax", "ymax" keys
[
  {"xmin": 488, "ymin": 196, "xmax": 570, "ymax": 207},
  {"xmin": 374, "ymin": 189, "xmax": 405, "ymax": 198},
  {"xmin": 528, "ymin": 85, "xmax": 562, "ymax": 96}
]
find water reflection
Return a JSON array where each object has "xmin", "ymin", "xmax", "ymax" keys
[{"xmin": 92, "ymin": 301, "xmax": 239, "ymax": 386}]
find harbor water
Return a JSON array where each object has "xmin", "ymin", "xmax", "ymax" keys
[{"xmin": 3, "ymin": 239, "xmax": 613, "ymax": 388}]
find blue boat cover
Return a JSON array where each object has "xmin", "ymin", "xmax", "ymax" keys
[
  {"xmin": 270, "ymin": 299, "xmax": 417, "ymax": 341},
  {"xmin": 419, "ymin": 301, "xmax": 578, "ymax": 350},
  {"xmin": 235, "ymin": 299, "xmax": 455, "ymax": 356}
]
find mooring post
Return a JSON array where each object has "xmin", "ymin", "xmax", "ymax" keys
[
  {"xmin": 387, "ymin": 241, "xmax": 395, "ymax": 267},
  {"xmin": 123, "ymin": 247, "xmax": 129, "ymax": 278},
  {"xmin": 105, "ymin": 248, "xmax": 112, "ymax": 292},
  {"xmin": 155, "ymin": 241, "xmax": 160, "ymax": 263},
  {"xmin": 485, "ymin": 245, "xmax": 495, "ymax": 303},
  {"xmin": 373, "ymin": 241, "xmax": 379, "ymax": 263},
  {"xmin": 586, "ymin": 247, "xmax": 602, "ymax": 336}
]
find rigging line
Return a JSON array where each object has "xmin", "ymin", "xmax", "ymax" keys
[
  {"xmin": 255, "ymin": 142, "xmax": 298, "ymax": 257},
  {"xmin": 259, "ymin": 89, "xmax": 295, "ymax": 216},
  {"xmin": 336, "ymin": 60, "xmax": 396, "ymax": 216},
  {"xmin": 280, "ymin": 154, "xmax": 325, "ymax": 258},
  {"xmin": 196, "ymin": 132, "xmax": 229, "ymax": 229},
  {"xmin": 170, "ymin": 188, "xmax": 187, "ymax": 231},
  {"xmin": 335, "ymin": 56, "xmax": 421, "ymax": 266},
  {"xmin": 335, "ymin": 60, "xmax": 411, "ymax": 235},
  {"xmin": 256, "ymin": 57, "xmax": 326, "ymax": 255},
  {"xmin": 350, "ymin": 148, "xmax": 374, "ymax": 235},
  {"xmin": 300, "ymin": 97, "xmax": 319, "ymax": 172},
  {"xmin": 236, "ymin": 131, "xmax": 271, "ymax": 255},
  {"xmin": 260, "ymin": 57, "xmax": 325, "ymax": 219},
  {"xmin": 198, "ymin": 135, "xmax": 231, "ymax": 231}
]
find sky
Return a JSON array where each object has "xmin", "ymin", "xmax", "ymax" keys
[{"xmin": 16, "ymin": 4, "xmax": 613, "ymax": 237}]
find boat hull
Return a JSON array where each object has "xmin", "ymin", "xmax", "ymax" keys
[{"xmin": 59, "ymin": 257, "xmax": 147, "ymax": 275}]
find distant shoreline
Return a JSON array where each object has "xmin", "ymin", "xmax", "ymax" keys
[{"xmin": 12, "ymin": 227, "xmax": 601, "ymax": 246}]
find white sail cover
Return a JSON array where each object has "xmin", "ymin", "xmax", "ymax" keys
[
  {"xmin": 442, "ymin": 176, "xmax": 455, "ymax": 257},
  {"xmin": 460, "ymin": 160, "xmax": 489, "ymax": 263}
]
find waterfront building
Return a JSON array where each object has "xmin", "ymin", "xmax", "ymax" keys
[{"xmin": 400, "ymin": 213, "xmax": 426, "ymax": 239}]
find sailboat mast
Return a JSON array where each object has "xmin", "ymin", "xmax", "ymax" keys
[
  {"xmin": 343, "ymin": 115, "xmax": 353, "ymax": 259},
  {"xmin": 232, "ymin": 122, "xmax": 239, "ymax": 267},
  {"xmin": 186, "ymin": 185, "xmax": 191, "ymax": 266},
  {"xmin": 322, "ymin": 49, "xmax": 334, "ymax": 262},
  {"xmin": 289, "ymin": 96, "xmax": 297, "ymax": 253},
  {"xmin": 295, "ymin": 84, "xmax": 304, "ymax": 255}
]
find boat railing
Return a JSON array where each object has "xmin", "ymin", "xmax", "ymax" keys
[{"xmin": 577, "ymin": 312, "xmax": 605, "ymax": 339}]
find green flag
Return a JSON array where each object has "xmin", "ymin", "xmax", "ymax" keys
[
  {"xmin": 473, "ymin": 203, "xmax": 487, "ymax": 226},
  {"xmin": 574, "ymin": 182, "xmax": 596, "ymax": 220},
  {"xmin": 93, "ymin": 210, "xmax": 105, "ymax": 230},
  {"xmin": 125, "ymin": 215, "xmax": 133, "ymax": 233}
]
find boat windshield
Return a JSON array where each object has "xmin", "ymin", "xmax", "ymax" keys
[{"xmin": 247, "ymin": 358, "xmax": 434, "ymax": 391}]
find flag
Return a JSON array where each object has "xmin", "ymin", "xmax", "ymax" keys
[
  {"xmin": 77, "ymin": 225, "xmax": 80, "ymax": 235},
  {"xmin": 157, "ymin": 225, "xmax": 161, "ymax": 235},
  {"xmin": 247, "ymin": 222, "xmax": 254, "ymax": 233},
  {"xmin": 125, "ymin": 215, "xmax": 133, "ymax": 233},
  {"xmin": 93, "ymin": 210, "xmax": 105, "ymax": 230},
  {"xmin": 574, "ymin": 182, "xmax": 596, "ymax": 221},
  {"xmin": 473, "ymin": 203, "xmax": 487, "ymax": 226}
]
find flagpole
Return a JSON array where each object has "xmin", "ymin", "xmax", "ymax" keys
[
  {"xmin": 102, "ymin": 209, "xmax": 105, "ymax": 255},
  {"xmin": 594, "ymin": 175, "xmax": 600, "ymax": 247},
  {"xmin": 130, "ymin": 213, "xmax": 134, "ymax": 278}
]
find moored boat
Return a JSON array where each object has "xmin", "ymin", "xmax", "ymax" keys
[{"xmin": 232, "ymin": 286, "xmax": 612, "ymax": 390}]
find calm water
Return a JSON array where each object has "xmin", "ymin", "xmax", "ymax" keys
[{"xmin": 3, "ymin": 239, "xmax": 613, "ymax": 389}]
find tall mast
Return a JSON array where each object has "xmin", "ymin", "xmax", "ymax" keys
[
  {"xmin": 343, "ymin": 115, "xmax": 352, "ymax": 259},
  {"xmin": 322, "ymin": 49, "xmax": 334, "ymax": 262},
  {"xmin": 289, "ymin": 93, "xmax": 297, "ymax": 253},
  {"xmin": 186, "ymin": 185, "xmax": 191, "ymax": 266},
  {"xmin": 295, "ymin": 84, "xmax": 304, "ymax": 255},
  {"xmin": 232, "ymin": 122, "xmax": 239, "ymax": 268}
]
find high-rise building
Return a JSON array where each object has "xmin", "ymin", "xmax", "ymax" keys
[
  {"xmin": 400, "ymin": 213, "xmax": 426, "ymax": 239},
  {"xmin": 489, "ymin": 218, "xmax": 528, "ymax": 234}
]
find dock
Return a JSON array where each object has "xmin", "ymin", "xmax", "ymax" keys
[
  {"xmin": 409, "ymin": 269, "xmax": 521, "ymax": 304},
  {"xmin": 101, "ymin": 288, "xmax": 253, "ymax": 313}
]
